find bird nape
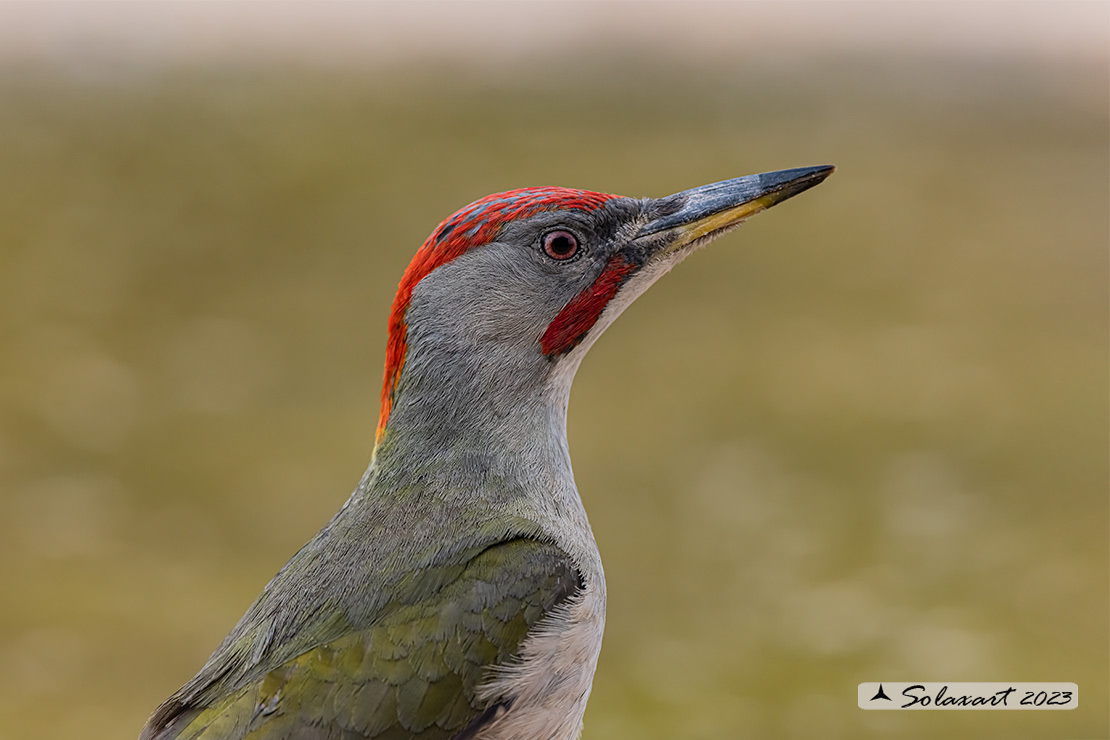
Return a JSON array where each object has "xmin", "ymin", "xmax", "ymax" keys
[{"xmin": 141, "ymin": 166, "xmax": 834, "ymax": 740}]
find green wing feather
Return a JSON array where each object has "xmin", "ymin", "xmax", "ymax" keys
[{"xmin": 147, "ymin": 538, "xmax": 581, "ymax": 740}]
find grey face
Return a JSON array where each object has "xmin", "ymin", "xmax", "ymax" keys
[
  {"xmin": 390, "ymin": 166, "xmax": 834, "ymax": 438},
  {"xmin": 403, "ymin": 197, "xmax": 649, "ymax": 375}
]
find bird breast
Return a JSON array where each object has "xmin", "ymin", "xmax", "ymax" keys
[{"xmin": 473, "ymin": 575, "xmax": 606, "ymax": 740}]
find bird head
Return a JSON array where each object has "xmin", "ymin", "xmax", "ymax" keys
[{"xmin": 376, "ymin": 166, "xmax": 833, "ymax": 452}]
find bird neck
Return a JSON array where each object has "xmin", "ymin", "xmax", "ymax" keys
[
  {"xmin": 372, "ymin": 341, "xmax": 579, "ymax": 488},
  {"xmin": 358, "ymin": 320, "xmax": 602, "ymax": 581}
]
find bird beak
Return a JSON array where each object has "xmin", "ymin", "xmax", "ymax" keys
[{"xmin": 633, "ymin": 165, "xmax": 835, "ymax": 257}]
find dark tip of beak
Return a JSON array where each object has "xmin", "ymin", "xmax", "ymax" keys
[{"xmin": 743, "ymin": 164, "xmax": 836, "ymax": 203}]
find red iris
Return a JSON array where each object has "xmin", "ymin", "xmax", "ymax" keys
[{"xmin": 543, "ymin": 230, "xmax": 579, "ymax": 260}]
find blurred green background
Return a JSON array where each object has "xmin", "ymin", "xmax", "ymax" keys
[{"xmin": 0, "ymin": 4, "xmax": 1106, "ymax": 740}]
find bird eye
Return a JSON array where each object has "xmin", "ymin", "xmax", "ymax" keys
[{"xmin": 542, "ymin": 230, "xmax": 580, "ymax": 261}]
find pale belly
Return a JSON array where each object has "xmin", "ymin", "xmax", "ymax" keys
[{"xmin": 475, "ymin": 582, "xmax": 606, "ymax": 740}]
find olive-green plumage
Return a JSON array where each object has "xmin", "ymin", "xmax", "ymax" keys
[{"xmin": 150, "ymin": 536, "xmax": 579, "ymax": 740}]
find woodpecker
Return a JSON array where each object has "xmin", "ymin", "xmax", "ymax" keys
[{"xmin": 141, "ymin": 166, "xmax": 834, "ymax": 740}]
